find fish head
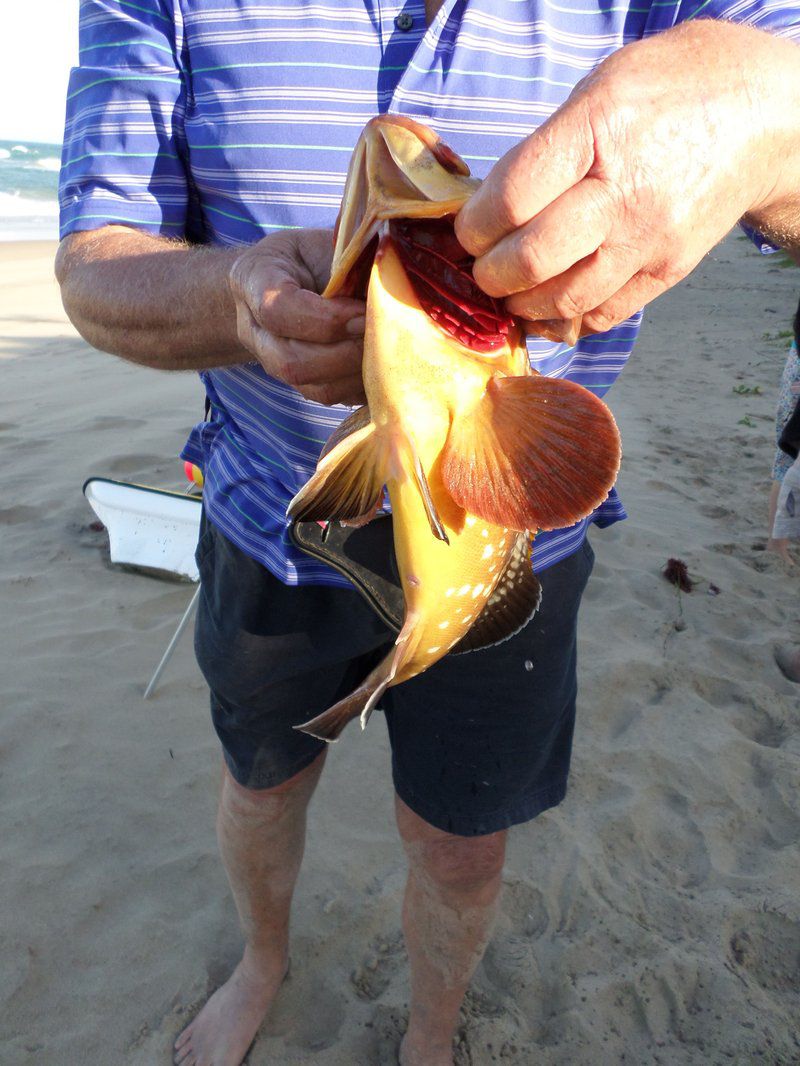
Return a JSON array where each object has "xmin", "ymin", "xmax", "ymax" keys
[
  {"xmin": 324, "ymin": 115, "xmax": 479, "ymax": 300},
  {"xmin": 325, "ymin": 115, "xmax": 527, "ymax": 368}
]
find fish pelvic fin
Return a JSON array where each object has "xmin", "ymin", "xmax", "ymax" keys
[
  {"xmin": 396, "ymin": 436, "xmax": 449, "ymax": 544},
  {"xmin": 288, "ymin": 417, "xmax": 388, "ymax": 524},
  {"xmin": 441, "ymin": 375, "xmax": 621, "ymax": 532}
]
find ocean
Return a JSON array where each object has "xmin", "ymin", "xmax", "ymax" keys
[{"xmin": 0, "ymin": 139, "xmax": 62, "ymax": 242}]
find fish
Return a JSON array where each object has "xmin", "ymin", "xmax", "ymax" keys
[{"xmin": 287, "ymin": 115, "xmax": 621, "ymax": 742}]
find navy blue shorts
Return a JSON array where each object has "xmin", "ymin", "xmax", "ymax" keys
[{"xmin": 194, "ymin": 515, "xmax": 594, "ymax": 837}]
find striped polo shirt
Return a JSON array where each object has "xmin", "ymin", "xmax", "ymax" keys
[{"xmin": 60, "ymin": 0, "xmax": 800, "ymax": 584}]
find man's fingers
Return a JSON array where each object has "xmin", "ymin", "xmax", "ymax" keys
[
  {"xmin": 300, "ymin": 375, "xmax": 366, "ymax": 407},
  {"xmin": 579, "ymin": 271, "xmax": 669, "ymax": 336},
  {"xmin": 244, "ymin": 320, "xmax": 363, "ymax": 391},
  {"xmin": 504, "ymin": 242, "xmax": 639, "ymax": 322},
  {"xmin": 259, "ymin": 282, "xmax": 366, "ymax": 343},
  {"xmin": 470, "ymin": 177, "xmax": 615, "ymax": 298},
  {"xmin": 455, "ymin": 99, "xmax": 595, "ymax": 258},
  {"xmin": 527, "ymin": 270, "xmax": 668, "ymax": 342}
]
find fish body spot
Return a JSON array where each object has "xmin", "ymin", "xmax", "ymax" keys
[
  {"xmin": 471, "ymin": 584, "xmax": 484, "ymax": 598},
  {"xmin": 481, "ymin": 544, "xmax": 494, "ymax": 559},
  {"xmin": 458, "ymin": 584, "xmax": 471, "ymax": 596},
  {"xmin": 438, "ymin": 620, "xmax": 449, "ymax": 629},
  {"xmin": 466, "ymin": 516, "xmax": 477, "ymax": 527},
  {"xmin": 481, "ymin": 529, "xmax": 489, "ymax": 538},
  {"xmin": 427, "ymin": 646, "xmax": 441, "ymax": 654},
  {"xmin": 445, "ymin": 587, "xmax": 456, "ymax": 597}
]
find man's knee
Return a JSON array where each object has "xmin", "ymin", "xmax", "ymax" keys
[
  {"xmin": 395, "ymin": 796, "xmax": 506, "ymax": 893},
  {"xmin": 221, "ymin": 752, "xmax": 326, "ymax": 816}
]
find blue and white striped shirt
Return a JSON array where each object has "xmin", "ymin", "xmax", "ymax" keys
[{"xmin": 60, "ymin": 0, "xmax": 800, "ymax": 583}]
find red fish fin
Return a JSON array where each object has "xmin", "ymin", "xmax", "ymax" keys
[
  {"xmin": 441, "ymin": 375, "xmax": 621, "ymax": 532},
  {"xmin": 288, "ymin": 421, "xmax": 388, "ymax": 523},
  {"xmin": 452, "ymin": 533, "xmax": 542, "ymax": 654}
]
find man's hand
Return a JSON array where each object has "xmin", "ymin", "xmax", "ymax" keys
[
  {"xmin": 455, "ymin": 21, "xmax": 800, "ymax": 340},
  {"xmin": 229, "ymin": 229, "xmax": 366, "ymax": 406}
]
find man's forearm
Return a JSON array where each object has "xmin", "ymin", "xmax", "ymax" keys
[{"xmin": 55, "ymin": 225, "xmax": 246, "ymax": 370}]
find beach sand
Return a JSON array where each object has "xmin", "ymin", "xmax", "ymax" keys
[{"xmin": 0, "ymin": 236, "xmax": 798, "ymax": 1065}]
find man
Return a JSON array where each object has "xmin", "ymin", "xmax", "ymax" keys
[{"xmin": 56, "ymin": 0, "xmax": 800, "ymax": 1063}]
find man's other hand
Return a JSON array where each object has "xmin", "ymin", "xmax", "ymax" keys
[
  {"xmin": 455, "ymin": 21, "xmax": 800, "ymax": 341},
  {"xmin": 229, "ymin": 229, "xmax": 367, "ymax": 406}
]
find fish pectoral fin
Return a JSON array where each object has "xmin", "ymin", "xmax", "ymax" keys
[
  {"xmin": 288, "ymin": 418, "xmax": 388, "ymax": 524},
  {"xmin": 441, "ymin": 375, "xmax": 621, "ymax": 532},
  {"xmin": 452, "ymin": 533, "xmax": 542, "ymax": 655}
]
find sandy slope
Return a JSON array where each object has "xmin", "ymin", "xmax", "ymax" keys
[{"xmin": 0, "ymin": 236, "xmax": 798, "ymax": 1065}]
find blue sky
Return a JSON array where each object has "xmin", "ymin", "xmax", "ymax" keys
[{"xmin": 3, "ymin": 4, "xmax": 79, "ymax": 144}]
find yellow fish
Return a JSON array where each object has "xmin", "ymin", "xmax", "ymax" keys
[{"xmin": 288, "ymin": 116, "xmax": 620, "ymax": 741}]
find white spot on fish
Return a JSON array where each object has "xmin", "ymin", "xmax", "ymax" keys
[
  {"xmin": 427, "ymin": 646, "xmax": 441, "ymax": 654},
  {"xmin": 481, "ymin": 544, "xmax": 494, "ymax": 559},
  {"xmin": 481, "ymin": 528, "xmax": 489, "ymax": 538},
  {"xmin": 458, "ymin": 584, "xmax": 471, "ymax": 596},
  {"xmin": 524, "ymin": 659, "xmax": 534, "ymax": 672},
  {"xmin": 445, "ymin": 587, "xmax": 456, "ymax": 597},
  {"xmin": 438, "ymin": 620, "xmax": 449, "ymax": 629},
  {"xmin": 471, "ymin": 584, "xmax": 484, "ymax": 599},
  {"xmin": 466, "ymin": 515, "xmax": 477, "ymax": 527},
  {"xmin": 487, "ymin": 564, "xmax": 497, "ymax": 574}
]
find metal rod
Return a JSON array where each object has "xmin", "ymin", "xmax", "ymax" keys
[{"xmin": 143, "ymin": 584, "xmax": 201, "ymax": 700}]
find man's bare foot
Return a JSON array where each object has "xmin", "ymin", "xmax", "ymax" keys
[
  {"xmin": 173, "ymin": 948, "xmax": 288, "ymax": 1066},
  {"xmin": 399, "ymin": 1033, "xmax": 454, "ymax": 1066},
  {"xmin": 775, "ymin": 644, "xmax": 800, "ymax": 683},
  {"xmin": 767, "ymin": 537, "xmax": 796, "ymax": 565}
]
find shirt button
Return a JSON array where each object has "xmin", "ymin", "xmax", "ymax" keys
[{"xmin": 395, "ymin": 12, "xmax": 414, "ymax": 30}]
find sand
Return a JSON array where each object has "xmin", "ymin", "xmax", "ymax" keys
[{"xmin": 0, "ymin": 236, "xmax": 798, "ymax": 1066}]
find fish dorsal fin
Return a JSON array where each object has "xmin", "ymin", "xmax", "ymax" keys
[
  {"xmin": 441, "ymin": 375, "xmax": 621, "ymax": 533},
  {"xmin": 451, "ymin": 533, "xmax": 541, "ymax": 654},
  {"xmin": 287, "ymin": 416, "xmax": 387, "ymax": 523}
]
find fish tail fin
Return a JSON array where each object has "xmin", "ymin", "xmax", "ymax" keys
[
  {"xmin": 295, "ymin": 612, "xmax": 422, "ymax": 742},
  {"xmin": 441, "ymin": 374, "xmax": 621, "ymax": 532},
  {"xmin": 288, "ymin": 418, "xmax": 389, "ymax": 524},
  {"xmin": 295, "ymin": 648, "xmax": 396, "ymax": 742}
]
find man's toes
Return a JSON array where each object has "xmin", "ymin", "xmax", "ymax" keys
[
  {"xmin": 174, "ymin": 1023, "xmax": 194, "ymax": 1051},
  {"xmin": 173, "ymin": 1039, "xmax": 195, "ymax": 1065}
]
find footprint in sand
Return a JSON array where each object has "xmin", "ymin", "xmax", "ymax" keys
[
  {"xmin": 0, "ymin": 504, "xmax": 44, "ymax": 525},
  {"xmin": 727, "ymin": 910, "xmax": 800, "ymax": 994},
  {"xmin": 106, "ymin": 452, "xmax": 167, "ymax": 476},
  {"xmin": 350, "ymin": 930, "xmax": 406, "ymax": 1001},
  {"xmin": 691, "ymin": 675, "xmax": 789, "ymax": 748}
]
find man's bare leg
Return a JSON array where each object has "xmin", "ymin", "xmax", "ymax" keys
[
  {"xmin": 395, "ymin": 796, "xmax": 507, "ymax": 1066},
  {"xmin": 174, "ymin": 752, "xmax": 326, "ymax": 1066}
]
